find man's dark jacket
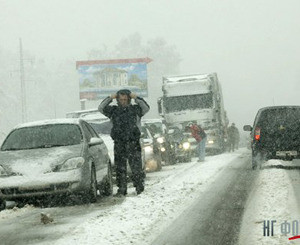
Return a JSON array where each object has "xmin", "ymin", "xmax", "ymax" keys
[{"xmin": 98, "ymin": 96, "xmax": 150, "ymax": 142}]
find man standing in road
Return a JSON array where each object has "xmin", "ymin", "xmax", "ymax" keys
[
  {"xmin": 227, "ymin": 123, "xmax": 239, "ymax": 152},
  {"xmin": 98, "ymin": 89, "xmax": 150, "ymax": 196}
]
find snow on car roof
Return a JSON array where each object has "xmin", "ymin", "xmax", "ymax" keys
[
  {"xmin": 142, "ymin": 118, "xmax": 163, "ymax": 124},
  {"xmin": 14, "ymin": 118, "xmax": 81, "ymax": 129},
  {"xmin": 259, "ymin": 105, "xmax": 300, "ymax": 111},
  {"xmin": 80, "ymin": 113, "xmax": 108, "ymax": 121}
]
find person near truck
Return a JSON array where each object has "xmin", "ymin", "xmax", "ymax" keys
[
  {"xmin": 98, "ymin": 89, "xmax": 150, "ymax": 196},
  {"xmin": 188, "ymin": 122, "xmax": 207, "ymax": 162},
  {"xmin": 227, "ymin": 123, "xmax": 240, "ymax": 152}
]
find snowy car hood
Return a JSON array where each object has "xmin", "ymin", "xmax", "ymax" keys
[{"xmin": 0, "ymin": 144, "xmax": 83, "ymax": 177}]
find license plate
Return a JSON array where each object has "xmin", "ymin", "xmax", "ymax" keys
[{"xmin": 276, "ymin": 151, "xmax": 298, "ymax": 157}]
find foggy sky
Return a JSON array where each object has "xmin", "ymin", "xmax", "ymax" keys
[{"xmin": 1, "ymin": 0, "xmax": 300, "ymax": 130}]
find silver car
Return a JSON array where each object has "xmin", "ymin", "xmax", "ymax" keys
[{"xmin": 0, "ymin": 119, "xmax": 113, "ymax": 210}]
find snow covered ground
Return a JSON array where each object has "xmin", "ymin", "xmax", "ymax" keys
[
  {"xmin": 46, "ymin": 149, "xmax": 246, "ymax": 245},
  {"xmin": 239, "ymin": 159, "xmax": 300, "ymax": 245},
  {"xmin": 1, "ymin": 148, "xmax": 300, "ymax": 245}
]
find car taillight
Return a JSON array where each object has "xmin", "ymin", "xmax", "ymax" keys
[{"xmin": 254, "ymin": 127, "xmax": 261, "ymax": 141}]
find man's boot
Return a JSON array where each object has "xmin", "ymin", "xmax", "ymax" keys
[{"xmin": 115, "ymin": 172, "xmax": 127, "ymax": 197}]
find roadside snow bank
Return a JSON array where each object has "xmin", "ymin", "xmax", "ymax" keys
[
  {"xmin": 52, "ymin": 149, "xmax": 246, "ymax": 245},
  {"xmin": 238, "ymin": 160, "xmax": 300, "ymax": 245},
  {"xmin": 0, "ymin": 204, "xmax": 35, "ymax": 220}
]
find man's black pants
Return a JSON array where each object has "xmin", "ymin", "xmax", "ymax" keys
[{"xmin": 114, "ymin": 139, "xmax": 144, "ymax": 194}]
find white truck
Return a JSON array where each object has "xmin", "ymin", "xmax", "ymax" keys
[{"xmin": 158, "ymin": 73, "xmax": 228, "ymax": 154}]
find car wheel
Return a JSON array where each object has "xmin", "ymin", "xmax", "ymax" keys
[
  {"xmin": 252, "ymin": 151, "xmax": 263, "ymax": 170},
  {"xmin": 100, "ymin": 162, "xmax": 113, "ymax": 196},
  {"xmin": 252, "ymin": 157, "xmax": 258, "ymax": 170},
  {"xmin": 156, "ymin": 154, "xmax": 162, "ymax": 171},
  {"xmin": 169, "ymin": 150, "xmax": 177, "ymax": 165},
  {"xmin": 163, "ymin": 151, "xmax": 171, "ymax": 165},
  {"xmin": 0, "ymin": 198, "xmax": 6, "ymax": 211},
  {"xmin": 86, "ymin": 165, "xmax": 97, "ymax": 203},
  {"xmin": 184, "ymin": 152, "xmax": 192, "ymax": 162}
]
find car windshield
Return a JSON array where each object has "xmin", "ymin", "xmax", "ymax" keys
[
  {"xmin": 258, "ymin": 107, "xmax": 300, "ymax": 128},
  {"xmin": 1, "ymin": 124, "xmax": 82, "ymax": 151},
  {"xmin": 143, "ymin": 122, "xmax": 163, "ymax": 135},
  {"xmin": 164, "ymin": 93, "xmax": 213, "ymax": 113},
  {"xmin": 141, "ymin": 126, "xmax": 151, "ymax": 139},
  {"xmin": 89, "ymin": 121, "xmax": 112, "ymax": 135}
]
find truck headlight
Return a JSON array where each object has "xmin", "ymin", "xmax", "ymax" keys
[
  {"xmin": 59, "ymin": 157, "xmax": 84, "ymax": 171},
  {"xmin": 182, "ymin": 142, "xmax": 190, "ymax": 150},
  {"xmin": 157, "ymin": 137, "xmax": 164, "ymax": 144}
]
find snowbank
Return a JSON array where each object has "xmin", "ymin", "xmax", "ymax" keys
[
  {"xmin": 238, "ymin": 159, "xmax": 300, "ymax": 245},
  {"xmin": 51, "ymin": 150, "xmax": 245, "ymax": 245}
]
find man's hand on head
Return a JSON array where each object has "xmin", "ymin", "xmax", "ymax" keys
[
  {"xmin": 110, "ymin": 94, "xmax": 117, "ymax": 99},
  {"xmin": 130, "ymin": 93, "xmax": 137, "ymax": 99}
]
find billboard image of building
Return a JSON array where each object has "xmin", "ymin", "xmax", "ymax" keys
[{"xmin": 76, "ymin": 57, "xmax": 152, "ymax": 100}]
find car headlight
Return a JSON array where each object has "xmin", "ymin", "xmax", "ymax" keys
[
  {"xmin": 0, "ymin": 166, "xmax": 8, "ymax": 177},
  {"xmin": 59, "ymin": 157, "xmax": 85, "ymax": 171},
  {"xmin": 144, "ymin": 145, "xmax": 153, "ymax": 153},
  {"xmin": 182, "ymin": 142, "xmax": 190, "ymax": 150},
  {"xmin": 156, "ymin": 137, "xmax": 164, "ymax": 144}
]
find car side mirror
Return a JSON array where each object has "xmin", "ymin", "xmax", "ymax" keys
[
  {"xmin": 243, "ymin": 125, "xmax": 252, "ymax": 132},
  {"xmin": 89, "ymin": 137, "xmax": 103, "ymax": 146}
]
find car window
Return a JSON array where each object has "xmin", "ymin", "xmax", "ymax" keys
[
  {"xmin": 257, "ymin": 107, "xmax": 300, "ymax": 129},
  {"xmin": 81, "ymin": 123, "xmax": 92, "ymax": 142},
  {"xmin": 143, "ymin": 122, "xmax": 163, "ymax": 135},
  {"xmin": 84, "ymin": 122, "xmax": 99, "ymax": 138},
  {"xmin": 1, "ymin": 124, "xmax": 82, "ymax": 151},
  {"xmin": 89, "ymin": 121, "xmax": 112, "ymax": 135},
  {"xmin": 141, "ymin": 126, "xmax": 151, "ymax": 139}
]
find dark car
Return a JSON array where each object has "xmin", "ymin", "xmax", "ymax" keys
[
  {"xmin": 244, "ymin": 106, "xmax": 300, "ymax": 169},
  {"xmin": 141, "ymin": 119, "xmax": 172, "ymax": 165},
  {"xmin": 167, "ymin": 126, "xmax": 192, "ymax": 163},
  {"xmin": 140, "ymin": 125, "xmax": 162, "ymax": 172}
]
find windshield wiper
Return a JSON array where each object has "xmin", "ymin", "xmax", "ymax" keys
[{"xmin": 36, "ymin": 144, "xmax": 68, "ymax": 148}]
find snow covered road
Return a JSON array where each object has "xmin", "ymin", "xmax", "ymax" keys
[
  {"xmin": 1, "ymin": 148, "xmax": 300, "ymax": 245},
  {"xmin": 152, "ymin": 150, "xmax": 255, "ymax": 245}
]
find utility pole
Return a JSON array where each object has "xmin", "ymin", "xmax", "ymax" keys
[{"xmin": 19, "ymin": 38, "xmax": 27, "ymax": 123}]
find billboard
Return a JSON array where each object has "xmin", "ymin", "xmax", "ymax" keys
[{"xmin": 76, "ymin": 57, "xmax": 152, "ymax": 100}]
